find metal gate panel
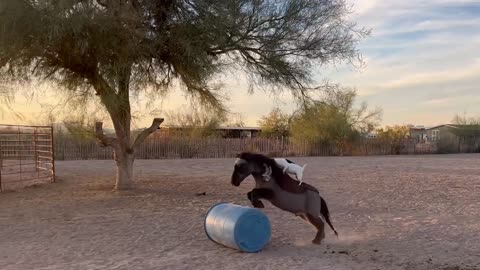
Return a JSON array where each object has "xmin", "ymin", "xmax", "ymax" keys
[{"xmin": 0, "ymin": 125, "xmax": 55, "ymax": 191}]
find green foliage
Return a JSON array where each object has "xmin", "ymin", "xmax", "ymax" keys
[
  {"xmin": 0, "ymin": 76, "xmax": 18, "ymax": 118},
  {"xmin": 450, "ymin": 125, "xmax": 480, "ymax": 138},
  {"xmin": 436, "ymin": 136, "xmax": 459, "ymax": 154},
  {"xmin": 62, "ymin": 115, "xmax": 98, "ymax": 141},
  {"xmin": 376, "ymin": 125, "xmax": 409, "ymax": 154},
  {"xmin": 0, "ymin": 0, "xmax": 369, "ymax": 117},
  {"xmin": 258, "ymin": 108, "xmax": 290, "ymax": 138},
  {"xmin": 165, "ymin": 106, "xmax": 244, "ymax": 138},
  {"xmin": 452, "ymin": 113, "xmax": 480, "ymax": 125},
  {"xmin": 290, "ymin": 103, "xmax": 351, "ymax": 143},
  {"xmin": 376, "ymin": 125, "xmax": 409, "ymax": 142},
  {"xmin": 290, "ymin": 87, "xmax": 381, "ymax": 146},
  {"xmin": 450, "ymin": 113, "xmax": 480, "ymax": 138}
]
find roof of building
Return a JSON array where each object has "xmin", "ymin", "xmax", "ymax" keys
[
  {"xmin": 215, "ymin": 126, "xmax": 261, "ymax": 131},
  {"xmin": 406, "ymin": 124, "xmax": 429, "ymax": 131},
  {"xmin": 426, "ymin": 124, "xmax": 480, "ymax": 130},
  {"xmin": 158, "ymin": 125, "xmax": 261, "ymax": 131}
]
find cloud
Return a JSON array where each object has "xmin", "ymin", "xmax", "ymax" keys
[
  {"xmin": 376, "ymin": 60, "xmax": 480, "ymax": 90},
  {"xmin": 348, "ymin": 0, "xmax": 379, "ymax": 15},
  {"xmin": 421, "ymin": 98, "xmax": 452, "ymax": 107}
]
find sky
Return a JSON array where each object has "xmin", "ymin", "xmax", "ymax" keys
[
  {"xmin": 338, "ymin": 0, "xmax": 480, "ymax": 127},
  {"xmin": 2, "ymin": 0, "xmax": 480, "ymax": 128}
]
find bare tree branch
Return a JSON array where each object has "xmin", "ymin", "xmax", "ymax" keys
[
  {"xmin": 132, "ymin": 118, "xmax": 164, "ymax": 149},
  {"xmin": 95, "ymin": 121, "xmax": 117, "ymax": 147}
]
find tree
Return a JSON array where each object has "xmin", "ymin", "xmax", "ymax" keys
[
  {"xmin": 376, "ymin": 125, "xmax": 409, "ymax": 154},
  {"xmin": 63, "ymin": 115, "xmax": 99, "ymax": 141},
  {"xmin": 290, "ymin": 87, "xmax": 381, "ymax": 146},
  {"xmin": 320, "ymin": 86, "xmax": 382, "ymax": 134},
  {"xmin": 0, "ymin": 0, "xmax": 368, "ymax": 190},
  {"xmin": 258, "ymin": 108, "xmax": 290, "ymax": 138},
  {"xmin": 376, "ymin": 125, "xmax": 409, "ymax": 141},
  {"xmin": 452, "ymin": 113, "xmax": 480, "ymax": 126},
  {"xmin": 224, "ymin": 113, "xmax": 246, "ymax": 128},
  {"xmin": 165, "ymin": 107, "xmax": 245, "ymax": 137},
  {"xmin": 450, "ymin": 112, "xmax": 480, "ymax": 138},
  {"xmin": 0, "ymin": 77, "xmax": 17, "ymax": 119},
  {"xmin": 165, "ymin": 106, "xmax": 227, "ymax": 138}
]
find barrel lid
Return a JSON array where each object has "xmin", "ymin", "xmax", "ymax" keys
[{"xmin": 234, "ymin": 210, "xmax": 271, "ymax": 252}]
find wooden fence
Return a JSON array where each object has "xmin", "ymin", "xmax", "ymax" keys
[{"xmin": 53, "ymin": 136, "xmax": 423, "ymax": 160}]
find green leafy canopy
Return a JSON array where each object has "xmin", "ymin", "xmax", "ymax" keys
[{"xmin": 0, "ymin": 0, "xmax": 369, "ymax": 114}]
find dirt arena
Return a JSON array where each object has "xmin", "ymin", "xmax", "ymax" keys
[{"xmin": 1, "ymin": 154, "xmax": 480, "ymax": 270}]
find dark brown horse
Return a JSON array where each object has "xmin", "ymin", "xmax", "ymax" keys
[{"xmin": 231, "ymin": 152, "xmax": 338, "ymax": 245}]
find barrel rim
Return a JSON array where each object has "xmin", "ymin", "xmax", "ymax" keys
[{"xmin": 204, "ymin": 202, "xmax": 230, "ymax": 243}]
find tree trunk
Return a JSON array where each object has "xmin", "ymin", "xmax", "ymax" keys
[
  {"xmin": 93, "ymin": 72, "xmax": 163, "ymax": 191},
  {"xmin": 95, "ymin": 118, "xmax": 164, "ymax": 191},
  {"xmin": 113, "ymin": 147, "xmax": 134, "ymax": 190}
]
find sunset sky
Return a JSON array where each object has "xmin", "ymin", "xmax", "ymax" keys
[{"xmin": 2, "ymin": 0, "xmax": 480, "ymax": 128}]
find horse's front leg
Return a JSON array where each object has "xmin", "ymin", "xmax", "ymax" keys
[{"xmin": 247, "ymin": 188, "xmax": 274, "ymax": 208}]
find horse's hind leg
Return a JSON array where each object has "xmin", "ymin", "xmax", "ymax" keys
[{"xmin": 305, "ymin": 214, "xmax": 326, "ymax": 245}]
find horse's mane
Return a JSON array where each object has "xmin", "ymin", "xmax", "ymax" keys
[
  {"xmin": 238, "ymin": 152, "xmax": 277, "ymax": 168},
  {"xmin": 237, "ymin": 152, "xmax": 318, "ymax": 194}
]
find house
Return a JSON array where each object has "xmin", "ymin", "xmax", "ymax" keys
[
  {"xmin": 408, "ymin": 125, "xmax": 428, "ymax": 142},
  {"xmin": 425, "ymin": 124, "xmax": 480, "ymax": 152},
  {"xmin": 214, "ymin": 126, "xmax": 261, "ymax": 138},
  {"xmin": 363, "ymin": 132, "xmax": 378, "ymax": 139},
  {"xmin": 426, "ymin": 124, "xmax": 474, "ymax": 142},
  {"xmin": 153, "ymin": 125, "xmax": 261, "ymax": 139}
]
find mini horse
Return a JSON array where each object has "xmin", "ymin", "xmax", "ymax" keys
[{"xmin": 231, "ymin": 152, "xmax": 338, "ymax": 245}]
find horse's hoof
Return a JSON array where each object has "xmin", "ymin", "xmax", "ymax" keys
[
  {"xmin": 252, "ymin": 200, "xmax": 265, "ymax": 208},
  {"xmin": 312, "ymin": 239, "xmax": 322, "ymax": 245}
]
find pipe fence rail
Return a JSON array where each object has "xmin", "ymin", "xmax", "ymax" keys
[{"xmin": 0, "ymin": 125, "xmax": 55, "ymax": 191}]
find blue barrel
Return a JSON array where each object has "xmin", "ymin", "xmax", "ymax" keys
[{"xmin": 204, "ymin": 203, "xmax": 271, "ymax": 253}]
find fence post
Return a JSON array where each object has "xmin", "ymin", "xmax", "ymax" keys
[
  {"xmin": 0, "ymin": 146, "xmax": 2, "ymax": 192},
  {"xmin": 18, "ymin": 127, "xmax": 22, "ymax": 183},
  {"xmin": 34, "ymin": 129, "xmax": 39, "ymax": 176},
  {"xmin": 50, "ymin": 127, "xmax": 56, "ymax": 183}
]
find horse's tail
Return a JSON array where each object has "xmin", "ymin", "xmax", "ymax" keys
[{"xmin": 320, "ymin": 196, "xmax": 338, "ymax": 237}]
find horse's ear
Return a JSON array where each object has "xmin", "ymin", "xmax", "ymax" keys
[{"xmin": 236, "ymin": 153, "xmax": 241, "ymax": 158}]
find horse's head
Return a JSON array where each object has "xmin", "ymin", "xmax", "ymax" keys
[{"xmin": 231, "ymin": 152, "xmax": 272, "ymax": 186}]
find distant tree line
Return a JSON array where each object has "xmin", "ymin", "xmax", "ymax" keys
[{"xmin": 258, "ymin": 86, "xmax": 383, "ymax": 149}]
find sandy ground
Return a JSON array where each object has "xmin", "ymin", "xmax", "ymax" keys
[
  {"xmin": 1, "ymin": 160, "xmax": 54, "ymax": 190},
  {"xmin": 1, "ymin": 154, "xmax": 480, "ymax": 270}
]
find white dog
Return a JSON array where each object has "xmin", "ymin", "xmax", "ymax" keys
[{"xmin": 274, "ymin": 158, "xmax": 307, "ymax": 185}]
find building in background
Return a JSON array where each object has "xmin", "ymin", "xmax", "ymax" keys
[
  {"xmin": 423, "ymin": 124, "xmax": 480, "ymax": 153},
  {"xmin": 153, "ymin": 126, "xmax": 261, "ymax": 139},
  {"xmin": 408, "ymin": 125, "xmax": 428, "ymax": 142}
]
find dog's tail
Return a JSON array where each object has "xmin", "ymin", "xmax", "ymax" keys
[
  {"xmin": 302, "ymin": 164, "xmax": 307, "ymax": 170},
  {"xmin": 320, "ymin": 197, "xmax": 338, "ymax": 237}
]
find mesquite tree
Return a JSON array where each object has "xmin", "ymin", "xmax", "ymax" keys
[{"xmin": 0, "ymin": 0, "xmax": 368, "ymax": 190}]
